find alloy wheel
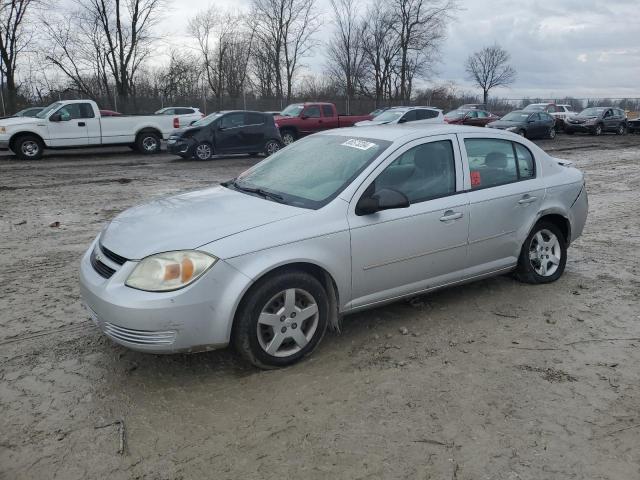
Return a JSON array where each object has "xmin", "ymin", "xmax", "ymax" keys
[
  {"xmin": 282, "ymin": 132, "xmax": 295, "ymax": 145},
  {"xmin": 549, "ymin": 128, "xmax": 556, "ymax": 139},
  {"xmin": 529, "ymin": 229, "xmax": 562, "ymax": 277},
  {"xmin": 21, "ymin": 141, "xmax": 40, "ymax": 158},
  {"xmin": 265, "ymin": 140, "xmax": 280, "ymax": 155},
  {"xmin": 196, "ymin": 143, "xmax": 212, "ymax": 160},
  {"xmin": 256, "ymin": 288, "xmax": 319, "ymax": 358},
  {"xmin": 142, "ymin": 136, "xmax": 158, "ymax": 152}
]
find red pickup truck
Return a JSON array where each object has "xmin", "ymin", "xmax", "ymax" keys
[{"xmin": 275, "ymin": 102, "xmax": 372, "ymax": 145}]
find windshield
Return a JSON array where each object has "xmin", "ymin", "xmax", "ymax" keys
[
  {"xmin": 280, "ymin": 104, "xmax": 304, "ymax": 117},
  {"xmin": 444, "ymin": 110, "xmax": 466, "ymax": 119},
  {"xmin": 372, "ymin": 110, "xmax": 404, "ymax": 122},
  {"xmin": 523, "ymin": 104, "xmax": 545, "ymax": 111},
  {"xmin": 229, "ymin": 135, "xmax": 391, "ymax": 209},
  {"xmin": 502, "ymin": 111, "xmax": 530, "ymax": 122},
  {"xmin": 580, "ymin": 107, "xmax": 605, "ymax": 116},
  {"xmin": 191, "ymin": 112, "xmax": 223, "ymax": 127},
  {"xmin": 36, "ymin": 102, "xmax": 64, "ymax": 119}
]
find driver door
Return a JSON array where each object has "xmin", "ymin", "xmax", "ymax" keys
[
  {"xmin": 46, "ymin": 104, "xmax": 90, "ymax": 147},
  {"xmin": 299, "ymin": 105, "xmax": 323, "ymax": 135},
  {"xmin": 348, "ymin": 135, "xmax": 469, "ymax": 309}
]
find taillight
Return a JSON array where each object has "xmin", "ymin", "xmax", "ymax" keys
[
  {"xmin": 274, "ymin": 122, "xmax": 279, "ymax": 128},
  {"xmin": 173, "ymin": 117, "xmax": 179, "ymax": 128}
]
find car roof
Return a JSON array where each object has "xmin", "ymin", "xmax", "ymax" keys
[
  {"xmin": 316, "ymin": 123, "xmax": 519, "ymax": 143},
  {"xmin": 386, "ymin": 106, "xmax": 442, "ymax": 112}
]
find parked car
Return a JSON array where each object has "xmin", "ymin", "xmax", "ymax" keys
[
  {"xmin": 99, "ymin": 109, "xmax": 122, "ymax": 116},
  {"xmin": 80, "ymin": 123, "xmax": 588, "ymax": 368},
  {"xmin": 355, "ymin": 106, "xmax": 444, "ymax": 127},
  {"xmin": 265, "ymin": 111, "xmax": 281, "ymax": 117},
  {"xmin": 155, "ymin": 106, "xmax": 203, "ymax": 127},
  {"xmin": 523, "ymin": 103, "xmax": 577, "ymax": 130},
  {"xmin": 14, "ymin": 107, "xmax": 44, "ymax": 117},
  {"xmin": 628, "ymin": 116, "xmax": 640, "ymax": 134},
  {"xmin": 167, "ymin": 110, "xmax": 283, "ymax": 160},
  {"xmin": 444, "ymin": 109, "xmax": 500, "ymax": 126},
  {"xmin": 275, "ymin": 102, "xmax": 372, "ymax": 145},
  {"xmin": 0, "ymin": 100, "xmax": 181, "ymax": 160},
  {"xmin": 565, "ymin": 107, "xmax": 628, "ymax": 136},
  {"xmin": 487, "ymin": 110, "xmax": 556, "ymax": 139}
]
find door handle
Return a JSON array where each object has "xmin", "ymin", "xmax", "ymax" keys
[
  {"xmin": 440, "ymin": 210, "xmax": 463, "ymax": 222},
  {"xmin": 78, "ymin": 122, "xmax": 86, "ymax": 127},
  {"xmin": 518, "ymin": 195, "xmax": 537, "ymax": 205}
]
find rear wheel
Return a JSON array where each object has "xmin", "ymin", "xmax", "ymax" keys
[
  {"xmin": 193, "ymin": 142, "xmax": 213, "ymax": 160},
  {"xmin": 233, "ymin": 271, "xmax": 328, "ymax": 369},
  {"xmin": 548, "ymin": 127, "xmax": 556, "ymax": 139},
  {"xmin": 13, "ymin": 135, "xmax": 44, "ymax": 160},
  {"xmin": 136, "ymin": 132, "xmax": 161, "ymax": 154},
  {"xmin": 264, "ymin": 139, "xmax": 281, "ymax": 156},
  {"xmin": 515, "ymin": 221, "xmax": 567, "ymax": 284},
  {"xmin": 616, "ymin": 123, "xmax": 627, "ymax": 135}
]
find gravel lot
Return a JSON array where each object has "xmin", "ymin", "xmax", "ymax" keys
[{"xmin": 1, "ymin": 134, "xmax": 639, "ymax": 479}]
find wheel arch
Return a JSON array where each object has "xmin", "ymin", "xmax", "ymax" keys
[
  {"xmin": 9, "ymin": 131, "xmax": 47, "ymax": 150},
  {"xmin": 533, "ymin": 211, "xmax": 571, "ymax": 247},
  {"xmin": 135, "ymin": 127, "xmax": 163, "ymax": 141}
]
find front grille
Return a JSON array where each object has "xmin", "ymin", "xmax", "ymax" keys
[
  {"xmin": 90, "ymin": 249, "xmax": 116, "ymax": 279},
  {"xmin": 100, "ymin": 244, "xmax": 128, "ymax": 265},
  {"xmin": 103, "ymin": 322, "xmax": 176, "ymax": 345}
]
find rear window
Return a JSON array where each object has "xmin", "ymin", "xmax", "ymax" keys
[
  {"xmin": 416, "ymin": 109, "xmax": 439, "ymax": 120},
  {"xmin": 464, "ymin": 138, "xmax": 535, "ymax": 189},
  {"xmin": 322, "ymin": 105, "xmax": 333, "ymax": 117},
  {"xmin": 176, "ymin": 108, "xmax": 195, "ymax": 114}
]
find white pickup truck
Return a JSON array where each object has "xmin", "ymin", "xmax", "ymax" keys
[{"xmin": 0, "ymin": 99, "xmax": 184, "ymax": 159}]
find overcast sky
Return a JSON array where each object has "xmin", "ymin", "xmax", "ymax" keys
[{"xmin": 155, "ymin": 0, "xmax": 639, "ymax": 99}]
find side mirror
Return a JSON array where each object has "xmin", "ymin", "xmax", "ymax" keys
[
  {"xmin": 50, "ymin": 113, "xmax": 62, "ymax": 122},
  {"xmin": 300, "ymin": 114, "xmax": 308, "ymax": 120},
  {"xmin": 356, "ymin": 188, "xmax": 410, "ymax": 215},
  {"xmin": 189, "ymin": 120, "xmax": 196, "ymax": 126},
  {"xmin": 398, "ymin": 117, "xmax": 407, "ymax": 124}
]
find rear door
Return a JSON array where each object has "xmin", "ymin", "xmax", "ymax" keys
[
  {"xmin": 348, "ymin": 135, "xmax": 469, "ymax": 307},
  {"xmin": 460, "ymin": 134, "xmax": 545, "ymax": 274},
  {"xmin": 321, "ymin": 104, "xmax": 339, "ymax": 129},
  {"xmin": 46, "ymin": 103, "xmax": 91, "ymax": 147},
  {"xmin": 243, "ymin": 112, "xmax": 267, "ymax": 151}
]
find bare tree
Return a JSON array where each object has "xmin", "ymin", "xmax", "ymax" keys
[
  {"xmin": 392, "ymin": 0, "xmax": 455, "ymax": 101},
  {"xmin": 0, "ymin": 0, "xmax": 38, "ymax": 112},
  {"xmin": 251, "ymin": 0, "xmax": 320, "ymax": 103},
  {"xmin": 465, "ymin": 44, "xmax": 516, "ymax": 105},
  {"xmin": 325, "ymin": 0, "xmax": 366, "ymax": 114}
]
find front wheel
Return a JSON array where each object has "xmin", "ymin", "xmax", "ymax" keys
[
  {"xmin": 592, "ymin": 124, "xmax": 603, "ymax": 136},
  {"xmin": 193, "ymin": 142, "xmax": 214, "ymax": 160},
  {"xmin": 548, "ymin": 127, "xmax": 556, "ymax": 139},
  {"xmin": 264, "ymin": 139, "xmax": 282, "ymax": 156},
  {"xmin": 616, "ymin": 123, "xmax": 627, "ymax": 135},
  {"xmin": 281, "ymin": 130, "xmax": 296, "ymax": 145},
  {"xmin": 13, "ymin": 135, "xmax": 44, "ymax": 160},
  {"xmin": 515, "ymin": 221, "xmax": 567, "ymax": 284},
  {"xmin": 233, "ymin": 271, "xmax": 328, "ymax": 369}
]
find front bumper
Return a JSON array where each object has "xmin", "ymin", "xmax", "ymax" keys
[
  {"xmin": 79, "ymin": 239, "xmax": 251, "ymax": 353},
  {"xmin": 0, "ymin": 138, "xmax": 10, "ymax": 150},
  {"xmin": 565, "ymin": 122, "xmax": 595, "ymax": 133},
  {"xmin": 166, "ymin": 137, "xmax": 195, "ymax": 157}
]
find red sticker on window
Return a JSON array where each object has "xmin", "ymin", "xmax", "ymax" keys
[{"xmin": 471, "ymin": 171, "xmax": 481, "ymax": 187}]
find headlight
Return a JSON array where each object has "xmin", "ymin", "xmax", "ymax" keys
[
  {"xmin": 585, "ymin": 118, "xmax": 597, "ymax": 125},
  {"xmin": 125, "ymin": 250, "xmax": 217, "ymax": 292},
  {"xmin": 0, "ymin": 126, "xmax": 6, "ymax": 134}
]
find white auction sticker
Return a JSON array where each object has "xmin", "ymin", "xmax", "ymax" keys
[{"xmin": 341, "ymin": 139, "xmax": 377, "ymax": 151}]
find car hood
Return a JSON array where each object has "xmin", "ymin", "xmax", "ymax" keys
[
  {"xmin": 170, "ymin": 126, "xmax": 202, "ymax": 137},
  {"xmin": 0, "ymin": 116, "xmax": 41, "ymax": 127},
  {"xmin": 354, "ymin": 119, "xmax": 393, "ymax": 127},
  {"xmin": 100, "ymin": 186, "xmax": 306, "ymax": 260}
]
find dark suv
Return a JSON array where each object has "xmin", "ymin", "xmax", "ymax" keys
[
  {"xmin": 565, "ymin": 107, "xmax": 628, "ymax": 136},
  {"xmin": 167, "ymin": 111, "xmax": 283, "ymax": 160}
]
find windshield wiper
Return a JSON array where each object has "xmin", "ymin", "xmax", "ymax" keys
[{"xmin": 223, "ymin": 179, "xmax": 285, "ymax": 203}]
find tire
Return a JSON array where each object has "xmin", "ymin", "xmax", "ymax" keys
[
  {"xmin": 515, "ymin": 221, "xmax": 567, "ymax": 284},
  {"xmin": 136, "ymin": 132, "xmax": 161, "ymax": 154},
  {"xmin": 616, "ymin": 123, "xmax": 627, "ymax": 135},
  {"xmin": 548, "ymin": 127, "xmax": 556, "ymax": 139},
  {"xmin": 193, "ymin": 141, "xmax": 214, "ymax": 160},
  {"xmin": 264, "ymin": 139, "xmax": 281, "ymax": 156},
  {"xmin": 591, "ymin": 124, "xmax": 603, "ymax": 136},
  {"xmin": 13, "ymin": 135, "xmax": 44, "ymax": 160},
  {"xmin": 281, "ymin": 130, "xmax": 296, "ymax": 146},
  {"xmin": 233, "ymin": 271, "xmax": 329, "ymax": 369}
]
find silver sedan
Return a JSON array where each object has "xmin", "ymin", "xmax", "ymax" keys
[{"xmin": 80, "ymin": 125, "xmax": 588, "ymax": 368}]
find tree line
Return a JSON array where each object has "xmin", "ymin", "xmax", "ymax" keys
[{"xmin": 0, "ymin": 0, "xmax": 470, "ymax": 114}]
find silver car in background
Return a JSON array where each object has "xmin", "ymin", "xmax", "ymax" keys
[
  {"xmin": 355, "ymin": 106, "xmax": 444, "ymax": 127},
  {"xmin": 80, "ymin": 125, "xmax": 588, "ymax": 368}
]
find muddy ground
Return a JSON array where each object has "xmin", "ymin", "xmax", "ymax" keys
[{"xmin": 1, "ymin": 134, "xmax": 639, "ymax": 479}]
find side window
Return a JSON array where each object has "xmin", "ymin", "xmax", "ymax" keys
[
  {"xmin": 514, "ymin": 143, "xmax": 535, "ymax": 179},
  {"xmin": 79, "ymin": 103, "xmax": 95, "ymax": 119},
  {"xmin": 246, "ymin": 112, "xmax": 264, "ymax": 125},
  {"xmin": 401, "ymin": 110, "xmax": 417, "ymax": 122},
  {"xmin": 303, "ymin": 106, "xmax": 321, "ymax": 118},
  {"xmin": 464, "ymin": 138, "xmax": 518, "ymax": 189},
  {"xmin": 176, "ymin": 108, "xmax": 194, "ymax": 115},
  {"xmin": 477, "ymin": 111, "xmax": 488, "ymax": 118},
  {"xmin": 373, "ymin": 140, "xmax": 456, "ymax": 203},
  {"xmin": 604, "ymin": 109, "xmax": 612, "ymax": 118},
  {"xmin": 547, "ymin": 105, "xmax": 557, "ymax": 113},
  {"xmin": 56, "ymin": 104, "xmax": 83, "ymax": 120},
  {"xmin": 467, "ymin": 111, "xmax": 479, "ymax": 118},
  {"xmin": 220, "ymin": 112, "xmax": 246, "ymax": 128},
  {"xmin": 162, "ymin": 108, "xmax": 175, "ymax": 115},
  {"xmin": 416, "ymin": 109, "xmax": 439, "ymax": 120},
  {"xmin": 321, "ymin": 105, "xmax": 334, "ymax": 117}
]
